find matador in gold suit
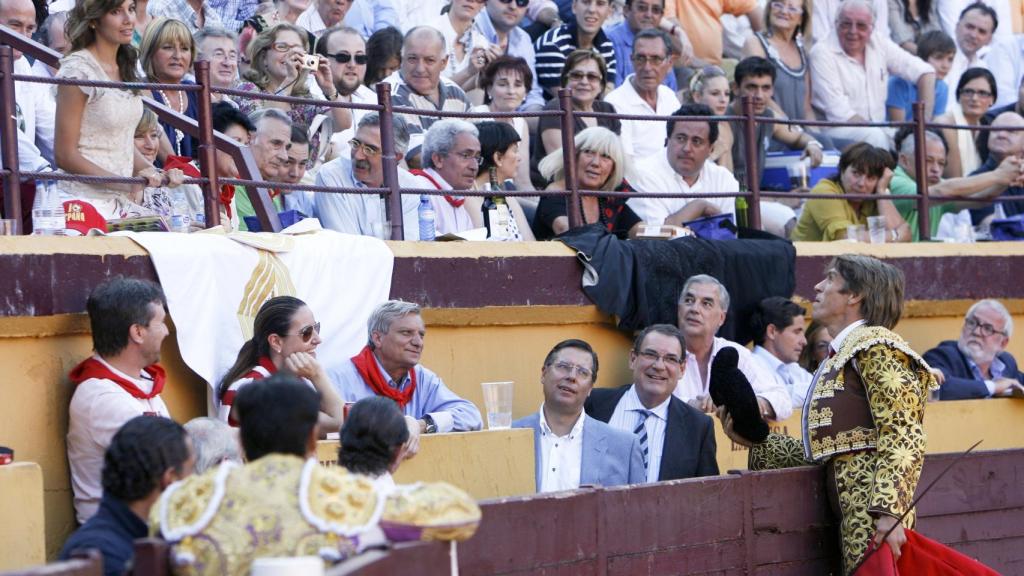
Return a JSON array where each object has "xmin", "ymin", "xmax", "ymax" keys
[{"xmin": 725, "ymin": 255, "xmax": 937, "ymax": 575}]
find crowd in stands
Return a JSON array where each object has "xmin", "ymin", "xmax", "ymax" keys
[{"xmin": 3, "ymin": 0, "xmax": 1024, "ymax": 240}]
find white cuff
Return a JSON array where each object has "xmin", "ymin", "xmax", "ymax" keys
[
  {"xmin": 984, "ymin": 379, "xmax": 996, "ymax": 396},
  {"xmin": 429, "ymin": 411, "xmax": 454, "ymax": 433}
]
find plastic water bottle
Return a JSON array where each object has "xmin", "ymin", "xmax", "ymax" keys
[
  {"xmin": 418, "ymin": 195, "xmax": 435, "ymax": 241},
  {"xmin": 170, "ymin": 189, "xmax": 191, "ymax": 233},
  {"xmin": 32, "ymin": 180, "xmax": 66, "ymax": 235}
]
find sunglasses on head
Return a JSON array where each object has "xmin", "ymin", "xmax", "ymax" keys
[
  {"xmin": 288, "ymin": 322, "xmax": 321, "ymax": 342},
  {"xmin": 326, "ymin": 52, "xmax": 368, "ymax": 65},
  {"xmin": 498, "ymin": 0, "xmax": 531, "ymax": 7}
]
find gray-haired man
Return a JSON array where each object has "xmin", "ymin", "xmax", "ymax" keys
[
  {"xmin": 314, "ymin": 113, "xmax": 422, "ymax": 238},
  {"xmin": 331, "ymin": 300, "xmax": 483, "ymax": 438},
  {"xmin": 409, "ymin": 118, "xmax": 481, "ymax": 235}
]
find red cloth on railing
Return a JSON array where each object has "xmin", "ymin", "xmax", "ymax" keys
[{"xmin": 853, "ymin": 529, "xmax": 1000, "ymax": 575}]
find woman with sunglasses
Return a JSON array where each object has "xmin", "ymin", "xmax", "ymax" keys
[
  {"xmin": 533, "ymin": 50, "xmax": 620, "ymax": 187},
  {"xmin": 934, "ymin": 67, "xmax": 997, "ymax": 178},
  {"xmin": 236, "ymin": 23, "xmax": 351, "ymax": 157},
  {"xmin": 686, "ymin": 66, "xmax": 733, "ymax": 172},
  {"xmin": 427, "ymin": 0, "xmax": 497, "ymax": 91},
  {"xmin": 219, "ymin": 295, "xmax": 344, "ymax": 432}
]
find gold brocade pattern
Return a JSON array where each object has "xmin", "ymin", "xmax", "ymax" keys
[
  {"xmin": 383, "ymin": 483, "xmax": 483, "ymax": 542},
  {"xmin": 747, "ymin": 325, "xmax": 933, "ymax": 576}
]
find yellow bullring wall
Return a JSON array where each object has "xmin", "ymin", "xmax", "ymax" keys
[{"xmin": 4, "ymin": 240, "xmax": 1024, "ymax": 566}]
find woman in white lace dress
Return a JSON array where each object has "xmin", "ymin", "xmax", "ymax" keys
[{"xmin": 54, "ymin": 0, "xmax": 166, "ymax": 220}]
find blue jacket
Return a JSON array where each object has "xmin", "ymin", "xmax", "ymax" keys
[
  {"xmin": 59, "ymin": 494, "xmax": 147, "ymax": 576},
  {"xmin": 923, "ymin": 340, "xmax": 1024, "ymax": 400},
  {"xmin": 513, "ymin": 412, "xmax": 646, "ymax": 491}
]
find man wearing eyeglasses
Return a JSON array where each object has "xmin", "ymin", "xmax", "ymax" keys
[
  {"xmin": 194, "ymin": 27, "xmax": 239, "ymax": 105},
  {"xmin": 513, "ymin": 339, "xmax": 646, "ymax": 492},
  {"xmin": 315, "ymin": 113, "xmax": 423, "ymax": 239},
  {"xmin": 409, "ymin": 119, "xmax": 481, "ymax": 235},
  {"xmin": 809, "ymin": 0, "xmax": 935, "ymax": 149},
  {"xmin": 924, "ymin": 299, "xmax": 1024, "ymax": 399},
  {"xmin": 604, "ymin": 29, "xmax": 681, "ymax": 165},
  {"xmin": 584, "ymin": 324, "xmax": 719, "ymax": 482},
  {"xmin": 317, "ymin": 26, "xmax": 377, "ymax": 160}
]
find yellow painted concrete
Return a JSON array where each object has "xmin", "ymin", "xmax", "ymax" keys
[
  {"xmin": 317, "ymin": 429, "xmax": 535, "ymax": 500},
  {"xmin": 0, "ymin": 463, "xmax": 46, "ymax": 571}
]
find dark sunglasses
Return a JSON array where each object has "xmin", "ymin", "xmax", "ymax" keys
[
  {"xmin": 326, "ymin": 52, "xmax": 368, "ymax": 65},
  {"xmin": 498, "ymin": 0, "xmax": 531, "ymax": 7},
  {"xmin": 287, "ymin": 322, "xmax": 321, "ymax": 342}
]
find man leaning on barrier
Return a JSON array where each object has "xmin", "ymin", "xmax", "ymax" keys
[{"xmin": 717, "ymin": 254, "xmax": 936, "ymax": 574}]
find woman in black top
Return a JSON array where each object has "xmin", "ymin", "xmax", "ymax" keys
[{"xmin": 532, "ymin": 126, "xmax": 641, "ymax": 240}]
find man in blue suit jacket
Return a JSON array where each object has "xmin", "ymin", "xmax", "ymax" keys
[
  {"xmin": 513, "ymin": 339, "xmax": 646, "ymax": 492},
  {"xmin": 585, "ymin": 324, "xmax": 719, "ymax": 482},
  {"xmin": 923, "ymin": 299, "xmax": 1024, "ymax": 400}
]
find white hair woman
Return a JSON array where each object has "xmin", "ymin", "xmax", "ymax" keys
[{"xmin": 532, "ymin": 126, "xmax": 642, "ymax": 240}]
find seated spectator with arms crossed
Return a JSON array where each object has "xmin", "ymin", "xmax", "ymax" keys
[
  {"xmin": 924, "ymin": 299, "xmax": 1024, "ymax": 399},
  {"xmin": 60, "ymin": 416, "xmax": 194, "ymax": 576},
  {"xmin": 585, "ymin": 324, "xmax": 719, "ymax": 482},
  {"xmin": 331, "ymin": 300, "xmax": 483, "ymax": 447},
  {"xmin": 514, "ymin": 339, "xmax": 646, "ymax": 492},
  {"xmin": 67, "ymin": 277, "xmax": 172, "ymax": 524}
]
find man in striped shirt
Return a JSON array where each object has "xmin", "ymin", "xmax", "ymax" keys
[
  {"xmin": 384, "ymin": 26, "xmax": 473, "ymax": 162},
  {"xmin": 534, "ymin": 0, "xmax": 617, "ymax": 99}
]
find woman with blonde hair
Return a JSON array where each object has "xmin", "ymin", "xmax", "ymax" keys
[
  {"xmin": 55, "ymin": 0, "xmax": 167, "ymax": 220},
  {"xmin": 133, "ymin": 109, "xmax": 203, "ymax": 225},
  {"xmin": 139, "ymin": 17, "xmax": 198, "ymax": 159},
  {"xmin": 532, "ymin": 126, "xmax": 641, "ymax": 240},
  {"xmin": 236, "ymin": 23, "xmax": 351, "ymax": 155},
  {"xmin": 686, "ymin": 66, "xmax": 734, "ymax": 172}
]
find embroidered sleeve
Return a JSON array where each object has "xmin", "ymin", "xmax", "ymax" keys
[
  {"xmin": 379, "ymin": 482, "xmax": 481, "ymax": 543},
  {"xmin": 857, "ymin": 343, "xmax": 929, "ymax": 518},
  {"xmin": 748, "ymin": 433, "xmax": 812, "ymax": 470}
]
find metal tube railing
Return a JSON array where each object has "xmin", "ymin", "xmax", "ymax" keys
[{"xmin": 4, "ymin": 23, "xmax": 1023, "ymax": 241}]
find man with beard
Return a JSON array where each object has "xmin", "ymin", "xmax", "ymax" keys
[
  {"xmin": 314, "ymin": 113, "xmax": 422, "ymax": 238},
  {"xmin": 924, "ymin": 300, "xmax": 1024, "ymax": 399},
  {"xmin": 513, "ymin": 339, "xmax": 646, "ymax": 492},
  {"xmin": 318, "ymin": 26, "xmax": 377, "ymax": 160}
]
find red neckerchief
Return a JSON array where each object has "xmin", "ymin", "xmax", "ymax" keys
[
  {"xmin": 410, "ymin": 169, "xmax": 465, "ymax": 208},
  {"xmin": 220, "ymin": 185, "xmax": 235, "ymax": 218},
  {"xmin": 350, "ymin": 345, "xmax": 417, "ymax": 408},
  {"xmin": 68, "ymin": 357, "xmax": 165, "ymax": 400}
]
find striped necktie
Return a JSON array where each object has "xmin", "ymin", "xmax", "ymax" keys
[{"xmin": 633, "ymin": 409, "xmax": 651, "ymax": 472}]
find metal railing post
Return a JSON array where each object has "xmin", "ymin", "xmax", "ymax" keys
[
  {"xmin": 558, "ymin": 89, "xmax": 582, "ymax": 229},
  {"xmin": 376, "ymin": 82, "xmax": 404, "ymax": 240},
  {"xmin": 912, "ymin": 101, "xmax": 930, "ymax": 241},
  {"xmin": 741, "ymin": 96, "xmax": 762, "ymax": 231},
  {"xmin": 0, "ymin": 45, "xmax": 23, "ymax": 234},
  {"xmin": 194, "ymin": 61, "xmax": 220, "ymax": 228}
]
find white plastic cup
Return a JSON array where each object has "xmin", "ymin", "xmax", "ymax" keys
[
  {"xmin": 867, "ymin": 216, "xmax": 886, "ymax": 244},
  {"xmin": 481, "ymin": 381, "xmax": 514, "ymax": 430},
  {"xmin": 846, "ymin": 224, "xmax": 865, "ymax": 242},
  {"xmin": 786, "ymin": 159, "xmax": 809, "ymax": 190}
]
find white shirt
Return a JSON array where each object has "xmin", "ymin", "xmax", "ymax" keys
[
  {"xmin": 412, "ymin": 168, "xmax": 476, "ymax": 235},
  {"xmin": 628, "ymin": 154, "xmax": 738, "ymax": 225},
  {"xmin": 985, "ymin": 34, "xmax": 1023, "ymax": 109},
  {"xmin": 752, "ymin": 345, "xmax": 813, "ymax": 406},
  {"xmin": 329, "ymin": 84, "xmax": 378, "ymax": 160},
  {"xmin": 676, "ymin": 337, "xmax": 794, "ymax": 421},
  {"xmin": 14, "ymin": 56, "xmax": 56, "ymax": 167},
  {"xmin": 603, "ymin": 76, "xmax": 681, "ymax": 165},
  {"xmin": 297, "ymin": 4, "xmax": 330, "ymax": 36},
  {"xmin": 66, "ymin": 356, "xmax": 171, "ymax": 524},
  {"xmin": 812, "ymin": 0, "xmax": 890, "ymax": 46},
  {"xmin": 830, "ymin": 319, "xmax": 867, "ymax": 354},
  {"xmin": 314, "ymin": 156, "xmax": 423, "ymax": 239},
  {"xmin": 939, "ymin": 0, "xmax": 1013, "ymax": 44},
  {"xmin": 538, "ymin": 404, "xmax": 586, "ymax": 493},
  {"xmin": 607, "ymin": 385, "xmax": 670, "ymax": 483},
  {"xmin": 809, "ymin": 31, "xmax": 934, "ymax": 123}
]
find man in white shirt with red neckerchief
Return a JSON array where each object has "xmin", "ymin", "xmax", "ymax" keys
[
  {"xmin": 67, "ymin": 278, "xmax": 172, "ymax": 524},
  {"xmin": 409, "ymin": 119, "xmax": 480, "ymax": 236}
]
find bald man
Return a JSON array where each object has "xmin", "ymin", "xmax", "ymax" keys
[
  {"xmin": 970, "ymin": 111, "xmax": 1024, "ymax": 223},
  {"xmin": 384, "ymin": 27, "xmax": 472, "ymax": 158}
]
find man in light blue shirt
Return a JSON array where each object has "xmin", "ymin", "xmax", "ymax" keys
[
  {"xmin": 331, "ymin": 300, "xmax": 483, "ymax": 438},
  {"xmin": 315, "ymin": 113, "xmax": 421, "ymax": 239},
  {"xmin": 344, "ymin": 0, "xmax": 400, "ymax": 38},
  {"xmin": 604, "ymin": 0, "xmax": 677, "ymax": 89},
  {"xmin": 474, "ymin": 0, "xmax": 545, "ymax": 109}
]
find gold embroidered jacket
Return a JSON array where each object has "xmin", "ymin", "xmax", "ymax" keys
[{"xmin": 750, "ymin": 325, "xmax": 937, "ymax": 518}]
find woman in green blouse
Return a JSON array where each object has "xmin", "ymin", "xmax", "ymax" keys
[{"xmin": 792, "ymin": 142, "xmax": 911, "ymax": 242}]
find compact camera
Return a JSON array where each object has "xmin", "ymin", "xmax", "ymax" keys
[{"xmin": 300, "ymin": 54, "xmax": 319, "ymax": 71}]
